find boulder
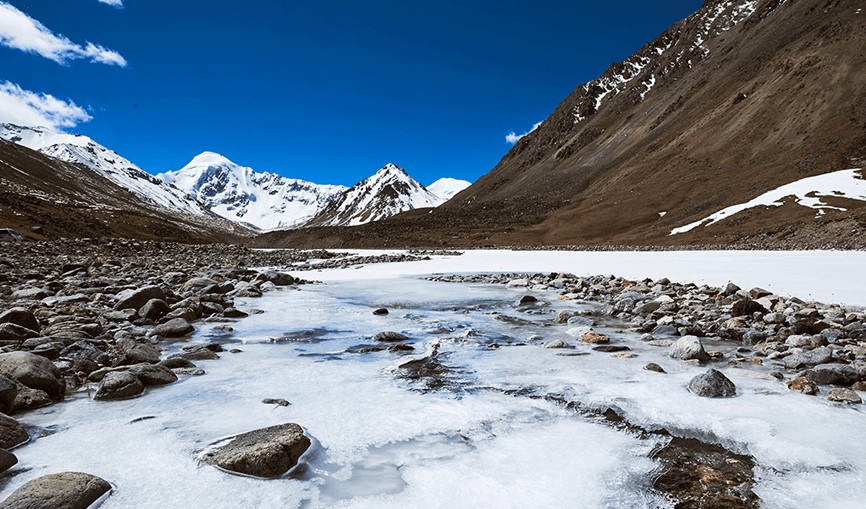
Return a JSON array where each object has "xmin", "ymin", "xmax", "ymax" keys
[
  {"xmin": 0, "ymin": 448, "xmax": 16, "ymax": 474},
  {"xmin": 828, "ymin": 387, "xmax": 861, "ymax": 404},
  {"xmin": 0, "ymin": 413, "xmax": 28, "ymax": 449},
  {"xmin": 114, "ymin": 286, "xmax": 166, "ymax": 311},
  {"xmin": 253, "ymin": 271, "xmax": 295, "ymax": 286},
  {"xmin": 372, "ymin": 308, "xmax": 389, "ymax": 316},
  {"xmin": 59, "ymin": 341, "xmax": 108, "ymax": 365},
  {"xmin": 158, "ymin": 357, "xmax": 196, "ymax": 369},
  {"xmin": 0, "ymin": 323, "xmax": 39, "ymax": 342},
  {"xmin": 151, "ymin": 318, "xmax": 195, "ymax": 338},
  {"xmin": 10, "ymin": 288, "xmax": 49, "ymax": 301},
  {"xmin": 374, "ymin": 331, "xmax": 409, "ymax": 342},
  {"xmin": 203, "ymin": 423, "xmax": 310, "ymax": 478},
  {"xmin": 515, "ymin": 295, "xmax": 537, "ymax": 306},
  {"xmin": 688, "ymin": 369, "xmax": 736, "ymax": 398},
  {"xmin": 94, "ymin": 371, "xmax": 144, "ymax": 400},
  {"xmin": 542, "ymin": 340, "xmax": 565, "ymax": 349},
  {"xmin": 0, "ymin": 308, "xmax": 39, "ymax": 332},
  {"xmin": 786, "ymin": 376, "xmax": 818, "ymax": 395},
  {"xmin": 805, "ymin": 364, "xmax": 860, "ymax": 386},
  {"xmin": 644, "ymin": 363, "xmax": 666, "ymax": 373},
  {"xmin": 139, "ymin": 299, "xmax": 170, "ymax": 321},
  {"xmin": 0, "ymin": 471, "xmax": 111, "ymax": 509},
  {"xmin": 222, "ymin": 307, "xmax": 248, "ymax": 318},
  {"xmin": 553, "ymin": 311, "xmax": 573, "ymax": 323},
  {"xmin": 731, "ymin": 299, "xmax": 767, "ymax": 317},
  {"xmin": 784, "ymin": 347, "xmax": 833, "ymax": 367},
  {"xmin": 0, "ymin": 352, "xmax": 65, "ymax": 400},
  {"xmin": 126, "ymin": 364, "xmax": 177, "ymax": 386},
  {"xmin": 669, "ymin": 336, "xmax": 709, "ymax": 362},
  {"xmin": 580, "ymin": 332, "xmax": 610, "ymax": 344},
  {"xmin": 0, "ymin": 375, "xmax": 17, "ymax": 414},
  {"xmin": 11, "ymin": 385, "xmax": 51, "ymax": 413},
  {"xmin": 182, "ymin": 277, "xmax": 218, "ymax": 293}
]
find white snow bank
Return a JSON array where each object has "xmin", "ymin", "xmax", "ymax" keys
[
  {"xmin": 671, "ymin": 168, "xmax": 866, "ymax": 235},
  {"xmin": 310, "ymin": 249, "xmax": 866, "ymax": 306}
]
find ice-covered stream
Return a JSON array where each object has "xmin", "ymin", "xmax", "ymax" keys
[{"xmin": 2, "ymin": 250, "xmax": 866, "ymax": 508}]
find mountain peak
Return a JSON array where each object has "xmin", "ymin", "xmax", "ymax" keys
[{"xmin": 188, "ymin": 151, "xmax": 237, "ymax": 167}]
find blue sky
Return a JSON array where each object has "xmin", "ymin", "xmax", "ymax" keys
[{"xmin": 1, "ymin": 0, "xmax": 701, "ymax": 187}]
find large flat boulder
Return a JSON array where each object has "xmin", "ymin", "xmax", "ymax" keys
[
  {"xmin": 0, "ymin": 352, "xmax": 64, "ymax": 400},
  {"xmin": 114, "ymin": 286, "xmax": 166, "ymax": 311},
  {"xmin": 94, "ymin": 371, "xmax": 144, "ymax": 401},
  {"xmin": 203, "ymin": 423, "xmax": 310, "ymax": 478},
  {"xmin": 0, "ymin": 308, "xmax": 39, "ymax": 333},
  {"xmin": 0, "ymin": 471, "xmax": 111, "ymax": 509}
]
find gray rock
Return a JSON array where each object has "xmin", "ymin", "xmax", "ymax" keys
[
  {"xmin": 688, "ymin": 369, "xmax": 736, "ymax": 398},
  {"xmin": 182, "ymin": 277, "xmax": 218, "ymax": 293},
  {"xmin": 0, "ymin": 323, "xmax": 39, "ymax": 342},
  {"xmin": 262, "ymin": 398, "xmax": 290, "ymax": 406},
  {"xmin": 157, "ymin": 357, "xmax": 196, "ymax": 369},
  {"xmin": 94, "ymin": 371, "xmax": 144, "ymax": 400},
  {"xmin": 515, "ymin": 295, "xmax": 537, "ymax": 306},
  {"xmin": 828, "ymin": 387, "xmax": 861, "ymax": 404},
  {"xmin": 0, "ymin": 448, "xmax": 16, "ymax": 474},
  {"xmin": 669, "ymin": 336, "xmax": 709, "ymax": 362},
  {"xmin": 139, "ymin": 299, "xmax": 170, "ymax": 321},
  {"xmin": 0, "ymin": 376, "xmax": 16, "ymax": 415},
  {"xmin": 543, "ymin": 339, "xmax": 565, "ymax": 349},
  {"xmin": 633, "ymin": 300, "xmax": 662, "ymax": 315},
  {"xmin": 764, "ymin": 312, "xmax": 785, "ymax": 324},
  {"xmin": 103, "ymin": 309, "xmax": 138, "ymax": 322},
  {"xmin": 553, "ymin": 311, "xmax": 573, "ymax": 323},
  {"xmin": 732, "ymin": 299, "xmax": 767, "ymax": 317},
  {"xmin": 59, "ymin": 341, "xmax": 108, "ymax": 365},
  {"xmin": 805, "ymin": 364, "xmax": 860, "ymax": 386},
  {"xmin": 0, "ymin": 308, "xmax": 39, "ymax": 332},
  {"xmin": 0, "ymin": 413, "xmax": 28, "ymax": 449},
  {"xmin": 126, "ymin": 364, "xmax": 177, "ymax": 386},
  {"xmin": 173, "ymin": 368, "xmax": 205, "ymax": 376},
  {"xmin": 203, "ymin": 423, "xmax": 310, "ymax": 478},
  {"xmin": 784, "ymin": 347, "xmax": 833, "ymax": 367},
  {"xmin": 10, "ymin": 288, "xmax": 50, "ymax": 301},
  {"xmin": 222, "ymin": 307, "xmax": 248, "ymax": 318},
  {"xmin": 644, "ymin": 363, "xmax": 666, "ymax": 373},
  {"xmin": 653, "ymin": 325, "xmax": 679, "ymax": 336},
  {"xmin": 11, "ymin": 385, "xmax": 51, "ymax": 413},
  {"xmin": 785, "ymin": 335, "xmax": 815, "ymax": 348},
  {"xmin": 0, "ymin": 351, "xmax": 65, "ymax": 400},
  {"xmin": 114, "ymin": 285, "xmax": 166, "ymax": 311},
  {"xmin": 374, "ymin": 331, "xmax": 409, "ymax": 342},
  {"xmin": 151, "ymin": 318, "xmax": 195, "ymax": 338},
  {"xmin": 0, "ymin": 471, "xmax": 111, "ymax": 509},
  {"xmin": 253, "ymin": 270, "xmax": 295, "ymax": 286}
]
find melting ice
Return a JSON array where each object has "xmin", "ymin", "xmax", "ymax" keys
[{"xmin": 2, "ymin": 252, "xmax": 866, "ymax": 508}]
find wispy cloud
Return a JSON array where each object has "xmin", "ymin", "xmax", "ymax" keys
[
  {"xmin": 0, "ymin": 81, "xmax": 92, "ymax": 130},
  {"xmin": 97, "ymin": 0, "xmax": 124, "ymax": 8},
  {"xmin": 506, "ymin": 121, "xmax": 543, "ymax": 145},
  {"xmin": 0, "ymin": 1, "xmax": 127, "ymax": 66}
]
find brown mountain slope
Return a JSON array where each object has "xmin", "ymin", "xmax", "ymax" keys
[
  {"xmin": 0, "ymin": 139, "xmax": 253, "ymax": 243},
  {"xmin": 257, "ymin": 0, "xmax": 866, "ymax": 249}
]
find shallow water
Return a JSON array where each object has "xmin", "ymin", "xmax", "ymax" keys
[{"xmin": 2, "ymin": 272, "xmax": 865, "ymax": 508}]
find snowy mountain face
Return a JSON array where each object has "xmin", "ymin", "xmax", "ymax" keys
[
  {"xmin": 306, "ymin": 163, "xmax": 443, "ymax": 227},
  {"xmin": 0, "ymin": 124, "xmax": 208, "ymax": 215},
  {"xmin": 427, "ymin": 177, "xmax": 471, "ymax": 203},
  {"xmin": 158, "ymin": 152, "xmax": 346, "ymax": 231}
]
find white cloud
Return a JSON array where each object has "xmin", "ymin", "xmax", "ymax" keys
[
  {"xmin": 97, "ymin": 0, "xmax": 124, "ymax": 7},
  {"xmin": 505, "ymin": 121, "xmax": 543, "ymax": 145},
  {"xmin": 0, "ymin": 1, "xmax": 127, "ymax": 66},
  {"xmin": 0, "ymin": 80, "xmax": 92, "ymax": 130}
]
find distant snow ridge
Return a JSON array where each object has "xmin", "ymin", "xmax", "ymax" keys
[
  {"xmin": 308, "ymin": 163, "xmax": 443, "ymax": 227},
  {"xmin": 158, "ymin": 152, "xmax": 346, "ymax": 231},
  {"xmin": 427, "ymin": 177, "xmax": 471, "ymax": 202},
  {"xmin": 671, "ymin": 168, "xmax": 866, "ymax": 235},
  {"xmin": 0, "ymin": 123, "xmax": 208, "ymax": 214}
]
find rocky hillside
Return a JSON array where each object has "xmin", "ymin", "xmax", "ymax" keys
[
  {"xmin": 0, "ymin": 139, "xmax": 252, "ymax": 243},
  {"xmin": 260, "ymin": 0, "xmax": 866, "ymax": 249}
]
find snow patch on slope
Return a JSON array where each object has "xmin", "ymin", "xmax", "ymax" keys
[
  {"xmin": 159, "ymin": 152, "xmax": 346, "ymax": 231},
  {"xmin": 671, "ymin": 168, "xmax": 866, "ymax": 235}
]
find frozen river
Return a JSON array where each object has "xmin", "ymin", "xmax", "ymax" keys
[{"xmin": 2, "ymin": 250, "xmax": 865, "ymax": 508}]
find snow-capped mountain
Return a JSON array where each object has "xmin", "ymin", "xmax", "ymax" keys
[
  {"xmin": 305, "ymin": 163, "xmax": 443, "ymax": 227},
  {"xmin": 427, "ymin": 177, "xmax": 471, "ymax": 203},
  {"xmin": 158, "ymin": 152, "xmax": 346, "ymax": 231},
  {"xmin": 0, "ymin": 124, "xmax": 208, "ymax": 215}
]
